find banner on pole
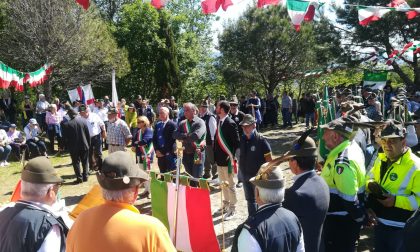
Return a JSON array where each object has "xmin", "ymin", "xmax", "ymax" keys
[
  {"xmin": 68, "ymin": 84, "xmax": 95, "ymax": 105},
  {"xmin": 363, "ymin": 70, "xmax": 388, "ymax": 90}
]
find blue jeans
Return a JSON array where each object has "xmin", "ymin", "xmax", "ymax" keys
[
  {"xmin": 305, "ymin": 112, "xmax": 315, "ymax": 127},
  {"xmin": 183, "ymin": 152, "xmax": 205, "ymax": 186},
  {"xmin": 243, "ymin": 180, "xmax": 257, "ymax": 216},
  {"xmin": 374, "ymin": 223, "xmax": 405, "ymax": 252},
  {"xmin": 282, "ymin": 108, "xmax": 292, "ymax": 127},
  {"xmin": 0, "ymin": 145, "xmax": 11, "ymax": 162}
]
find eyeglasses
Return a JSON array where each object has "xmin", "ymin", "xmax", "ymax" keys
[{"xmin": 230, "ymin": 104, "xmax": 238, "ymax": 107}]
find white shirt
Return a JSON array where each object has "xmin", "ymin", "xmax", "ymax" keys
[
  {"xmin": 0, "ymin": 129, "xmax": 8, "ymax": 145},
  {"xmin": 219, "ymin": 114, "xmax": 228, "ymax": 126},
  {"xmin": 36, "ymin": 100, "xmax": 50, "ymax": 114},
  {"xmin": 208, "ymin": 115, "xmax": 217, "ymax": 140},
  {"xmin": 83, "ymin": 112, "xmax": 105, "ymax": 137},
  {"xmin": 238, "ymin": 226, "xmax": 305, "ymax": 252},
  {"xmin": 94, "ymin": 107, "xmax": 108, "ymax": 122},
  {"xmin": 24, "ymin": 124, "xmax": 41, "ymax": 140}
]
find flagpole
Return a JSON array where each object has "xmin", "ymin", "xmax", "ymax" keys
[{"xmin": 172, "ymin": 141, "xmax": 183, "ymax": 248}]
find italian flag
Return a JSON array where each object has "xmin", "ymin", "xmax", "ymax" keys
[
  {"xmin": 151, "ymin": 0, "xmax": 169, "ymax": 9},
  {"xmin": 23, "ymin": 63, "xmax": 53, "ymax": 88},
  {"xmin": 286, "ymin": 0, "xmax": 318, "ymax": 31},
  {"xmin": 150, "ymin": 175, "xmax": 220, "ymax": 252},
  {"xmin": 0, "ymin": 62, "xmax": 25, "ymax": 91},
  {"xmin": 358, "ymin": 6, "xmax": 391, "ymax": 26},
  {"xmin": 75, "ymin": 0, "xmax": 89, "ymax": 10},
  {"xmin": 363, "ymin": 70, "xmax": 388, "ymax": 90}
]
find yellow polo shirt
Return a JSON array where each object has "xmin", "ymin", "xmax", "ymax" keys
[{"xmin": 66, "ymin": 201, "xmax": 176, "ymax": 252}]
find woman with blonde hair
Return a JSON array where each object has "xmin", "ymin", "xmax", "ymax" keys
[{"xmin": 132, "ymin": 115, "xmax": 154, "ymax": 198}]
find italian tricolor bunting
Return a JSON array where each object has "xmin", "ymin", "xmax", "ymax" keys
[
  {"xmin": 23, "ymin": 63, "xmax": 53, "ymax": 88},
  {"xmin": 151, "ymin": 176, "xmax": 220, "ymax": 252},
  {"xmin": 358, "ymin": 6, "xmax": 391, "ymax": 26},
  {"xmin": 0, "ymin": 62, "xmax": 25, "ymax": 91}
]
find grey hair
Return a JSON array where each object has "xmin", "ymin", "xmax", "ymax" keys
[
  {"xmin": 160, "ymin": 107, "xmax": 170, "ymax": 115},
  {"xmin": 257, "ymin": 186, "xmax": 285, "ymax": 204},
  {"xmin": 183, "ymin": 102, "xmax": 195, "ymax": 110},
  {"xmin": 102, "ymin": 187, "xmax": 135, "ymax": 203},
  {"xmin": 21, "ymin": 181, "xmax": 54, "ymax": 198}
]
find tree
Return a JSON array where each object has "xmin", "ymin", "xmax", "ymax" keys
[
  {"xmin": 114, "ymin": 0, "xmax": 163, "ymax": 101},
  {"xmin": 218, "ymin": 6, "xmax": 318, "ymax": 95},
  {"xmin": 155, "ymin": 10, "xmax": 182, "ymax": 98},
  {"xmin": 93, "ymin": 0, "xmax": 135, "ymax": 21},
  {"xmin": 0, "ymin": 0, "xmax": 129, "ymax": 99},
  {"xmin": 337, "ymin": 0, "xmax": 420, "ymax": 89}
]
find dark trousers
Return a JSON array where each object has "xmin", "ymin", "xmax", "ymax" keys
[
  {"xmin": 324, "ymin": 215, "xmax": 361, "ymax": 252},
  {"xmin": 282, "ymin": 108, "xmax": 292, "ymax": 127},
  {"xmin": 183, "ymin": 152, "xmax": 205, "ymax": 187},
  {"xmin": 157, "ymin": 153, "xmax": 177, "ymax": 173},
  {"xmin": 71, "ymin": 149, "xmax": 89, "ymax": 180},
  {"xmin": 47, "ymin": 125, "xmax": 62, "ymax": 152},
  {"xmin": 10, "ymin": 144, "xmax": 27, "ymax": 159},
  {"xmin": 374, "ymin": 223, "xmax": 405, "ymax": 252},
  {"xmin": 204, "ymin": 145, "xmax": 217, "ymax": 178},
  {"xmin": 243, "ymin": 179, "xmax": 257, "ymax": 216},
  {"xmin": 103, "ymin": 122, "xmax": 109, "ymax": 150},
  {"xmin": 89, "ymin": 134, "xmax": 102, "ymax": 171},
  {"xmin": 36, "ymin": 113, "xmax": 47, "ymax": 132},
  {"xmin": 27, "ymin": 139, "xmax": 47, "ymax": 158}
]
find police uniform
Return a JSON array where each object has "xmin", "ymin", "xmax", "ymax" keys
[{"xmin": 320, "ymin": 118, "xmax": 366, "ymax": 251}]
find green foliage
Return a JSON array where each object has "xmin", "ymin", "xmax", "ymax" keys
[
  {"xmin": 155, "ymin": 10, "xmax": 182, "ymax": 98},
  {"xmin": 0, "ymin": 0, "xmax": 129, "ymax": 100},
  {"xmin": 337, "ymin": 0, "xmax": 420, "ymax": 89},
  {"xmin": 218, "ymin": 6, "xmax": 337, "ymax": 96}
]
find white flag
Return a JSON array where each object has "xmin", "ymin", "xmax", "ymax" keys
[{"xmin": 111, "ymin": 69, "xmax": 118, "ymax": 107}]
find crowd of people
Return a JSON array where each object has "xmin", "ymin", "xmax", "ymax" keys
[{"xmin": 0, "ymin": 84, "xmax": 420, "ymax": 252}]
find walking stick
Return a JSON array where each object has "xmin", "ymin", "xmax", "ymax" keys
[
  {"xmin": 172, "ymin": 141, "xmax": 183, "ymax": 247},
  {"xmin": 219, "ymin": 181, "xmax": 229, "ymax": 252}
]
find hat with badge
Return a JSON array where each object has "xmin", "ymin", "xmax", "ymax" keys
[
  {"xmin": 200, "ymin": 100, "xmax": 209, "ymax": 108},
  {"xmin": 320, "ymin": 117, "xmax": 356, "ymax": 139},
  {"xmin": 96, "ymin": 151, "xmax": 148, "ymax": 190},
  {"xmin": 250, "ymin": 162, "xmax": 285, "ymax": 189},
  {"xmin": 21, "ymin": 156, "xmax": 64, "ymax": 184},
  {"xmin": 285, "ymin": 131, "xmax": 318, "ymax": 158},
  {"xmin": 239, "ymin": 114, "xmax": 256, "ymax": 126},
  {"xmin": 229, "ymin": 96, "xmax": 239, "ymax": 105},
  {"xmin": 107, "ymin": 107, "xmax": 118, "ymax": 114},
  {"xmin": 79, "ymin": 104, "xmax": 87, "ymax": 112},
  {"xmin": 380, "ymin": 119, "xmax": 406, "ymax": 139}
]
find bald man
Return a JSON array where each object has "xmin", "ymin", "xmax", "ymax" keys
[{"xmin": 153, "ymin": 107, "xmax": 177, "ymax": 173}]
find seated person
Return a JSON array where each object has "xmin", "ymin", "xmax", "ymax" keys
[
  {"xmin": 7, "ymin": 124, "xmax": 27, "ymax": 159},
  {"xmin": 0, "ymin": 128, "xmax": 11, "ymax": 166},
  {"xmin": 24, "ymin": 118, "xmax": 47, "ymax": 158}
]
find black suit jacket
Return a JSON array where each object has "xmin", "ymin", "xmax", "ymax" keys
[
  {"xmin": 61, "ymin": 117, "xmax": 91, "ymax": 152},
  {"xmin": 152, "ymin": 120, "xmax": 176, "ymax": 155},
  {"xmin": 214, "ymin": 116, "xmax": 239, "ymax": 166},
  {"xmin": 283, "ymin": 170, "xmax": 330, "ymax": 252}
]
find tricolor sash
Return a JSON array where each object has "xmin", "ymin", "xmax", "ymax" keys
[
  {"xmin": 138, "ymin": 129, "xmax": 154, "ymax": 171},
  {"xmin": 216, "ymin": 122, "xmax": 237, "ymax": 174},
  {"xmin": 184, "ymin": 120, "xmax": 206, "ymax": 164}
]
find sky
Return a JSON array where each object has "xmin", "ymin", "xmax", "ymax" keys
[{"xmin": 210, "ymin": 0, "xmax": 345, "ymax": 47}]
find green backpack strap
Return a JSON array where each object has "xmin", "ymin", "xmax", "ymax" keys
[{"xmin": 150, "ymin": 171, "xmax": 156, "ymax": 181}]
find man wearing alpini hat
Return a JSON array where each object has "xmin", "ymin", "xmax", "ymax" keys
[
  {"xmin": 0, "ymin": 156, "xmax": 68, "ymax": 252},
  {"xmin": 320, "ymin": 117, "xmax": 366, "ymax": 251},
  {"xmin": 67, "ymin": 151, "xmax": 176, "ymax": 252},
  {"xmin": 282, "ymin": 132, "xmax": 329, "ymax": 252},
  {"xmin": 233, "ymin": 163, "xmax": 304, "ymax": 252},
  {"xmin": 366, "ymin": 120, "xmax": 420, "ymax": 252}
]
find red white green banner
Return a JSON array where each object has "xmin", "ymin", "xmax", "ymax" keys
[
  {"xmin": 0, "ymin": 61, "xmax": 52, "ymax": 91},
  {"xmin": 150, "ymin": 176, "xmax": 220, "ymax": 252},
  {"xmin": 0, "ymin": 62, "xmax": 25, "ymax": 91},
  {"xmin": 23, "ymin": 63, "xmax": 53, "ymax": 88},
  {"xmin": 286, "ymin": 0, "xmax": 319, "ymax": 31}
]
